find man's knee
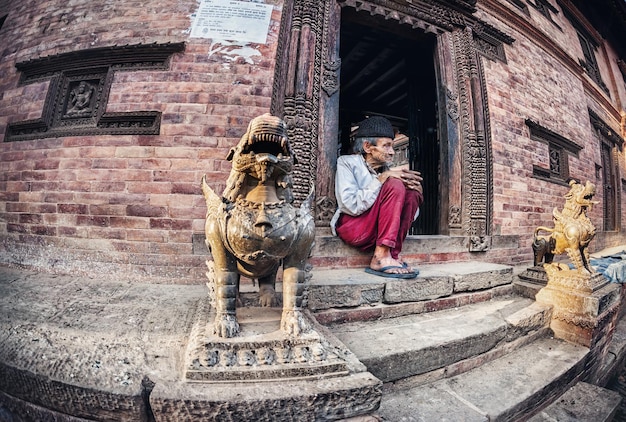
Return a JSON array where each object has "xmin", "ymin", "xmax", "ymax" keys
[
  {"xmin": 406, "ymin": 190, "xmax": 421, "ymax": 207},
  {"xmin": 383, "ymin": 177, "xmax": 405, "ymax": 192}
]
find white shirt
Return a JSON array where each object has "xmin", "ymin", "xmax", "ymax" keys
[{"xmin": 330, "ymin": 154, "xmax": 382, "ymax": 235}]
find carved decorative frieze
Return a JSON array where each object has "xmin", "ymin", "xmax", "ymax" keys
[
  {"xmin": 449, "ymin": 205, "xmax": 462, "ymax": 227},
  {"xmin": 322, "ymin": 59, "xmax": 341, "ymax": 96},
  {"xmin": 278, "ymin": 0, "xmax": 328, "ymax": 208},
  {"xmin": 315, "ymin": 195, "xmax": 337, "ymax": 224},
  {"xmin": 184, "ymin": 297, "xmax": 351, "ymax": 382},
  {"xmin": 284, "ymin": 94, "xmax": 317, "ymax": 206},
  {"xmin": 5, "ymin": 43, "xmax": 184, "ymax": 142},
  {"xmin": 473, "ymin": 31, "xmax": 507, "ymax": 63},
  {"xmin": 446, "ymin": 88, "xmax": 459, "ymax": 120}
]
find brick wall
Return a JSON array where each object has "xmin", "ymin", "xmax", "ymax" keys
[
  {"xmin": 477, "ymin": 0, "xmax": 626, "ymax": 264},
  {"xmin": 0, "ymin": 0, "xmax": 282, "ymax": 282}
]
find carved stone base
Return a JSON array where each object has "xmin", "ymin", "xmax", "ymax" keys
[
  {"xmin": 542, "ymin": 264, "xmax": 609, "ymax": 293},
  {"xmin": 184, "ymin": 298, "xmax": 350, "ymax": 382},
  {"xmin": 536, "ymin": 266, "xmax": 621, "ymax": 347},
  {"xmin": 518, "ymin": 265, "xmax": 549, "ymax": 285}
]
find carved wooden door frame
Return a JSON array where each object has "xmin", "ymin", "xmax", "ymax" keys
[{"xmin": 271, "ymin": 0, "xmax": 514, "ymax": 252}]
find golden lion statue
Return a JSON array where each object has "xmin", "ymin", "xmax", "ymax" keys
[
  {"xmin": 201, "ymin": 114, "xmax": 315, "ymax": 338},
  {"xmin": 532, "ymin": 180, "xmax": 598, "ymax": 274}
]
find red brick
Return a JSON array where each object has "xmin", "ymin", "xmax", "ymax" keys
[
  {"xmin": 171, "ymin": 183, "xmax": 200, "ymax": 195},
  {"xmin": 76, "ymin": 215, "xmax": 110, "ymax": 227},
  {"xmin": 89, "ymin": 227, "xmax": 126, "ymax": 240},
  {"xmin": 126, "ymin": 204, "xmax": 167, "ymax": 218},
  {"xmin": 126, "ymin": 229, "xmax": 168, "ymax": 242},
  {"xmin": 58, "ymin": 204, "xmax": 88, "ymax": 214},
  {"xmin": 6, "ymin": 202, "xmax": 28, "ymax": 213},
  {"xmin": 92, "ymin": 158, "xmax": 128, "ymax": 169},
  {"xmin": 7, "ymin": 224, "xmax": 27, "ymax": 233},
  {"xmin": 30, "ymin": 225, "xmax": 57, "ymax": 236},
  {"xmin": 149, "ymin": 218, "xmax": 192, "ymax": 230},
  {"xmin": 110, "ymin": 217, "xmax": 150, "ymax": 229},
  {"xmin": 89, "ymin": 204, "xmax": 126, "ymax": 216},
  {"xmin": 18, "ymin": 214, "xmax": 43, "ymax": 224}
]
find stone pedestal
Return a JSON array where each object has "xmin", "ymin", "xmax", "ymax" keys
[
  {"xmin": 184, "ymin": 300, "xmax": 351, "ymax": 382},
  {"xmin": 518, "ymin": 265, "xmax": 549, "ymax": 286},
  {"xmin": 536, "ymin": 264, "xmax": 621, "ymax": 347},
  {"xmin": 175, "ymin": 298, "xmax": 382, "ymax": 420}
]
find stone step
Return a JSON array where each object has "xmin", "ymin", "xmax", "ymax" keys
[
  {"xmin": 377, "ymin": 337, "xmax": 590, "ymax": 422},
  {"xmin": 328, "ymin": 296, "xmax": 552, "ymax": 383},
  {"xmin": 528, "ymin": 381, "xmax": 621, "ymax": 422},
  {"xmin": 309, "ymin": 262, "xmax": 513, "ymax": 310},
  {"xmin": 240, "ymin": 262, "xmax": 516, "ymax": 325}
]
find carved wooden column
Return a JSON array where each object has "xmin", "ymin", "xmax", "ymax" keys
[
  {"xmin": 316, "ymin": 0, "xmax": 342, "ymax": 226},
  {"xmin": 450, "ymin": 27, "xmax": 493, "ymax": 251},
  {"xmin": 272, "ymin": 0, "xmax": 329, "ymax": 211}
]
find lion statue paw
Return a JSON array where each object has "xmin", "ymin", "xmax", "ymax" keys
[
  {"xmin": 280, "ymin": 310, "xmax": 310, "ymax": 337},
  {"xmin": 213, "ymin": 313, "xmax": 240, "ymax": 338},
  {"xmin": 258, "ymin": 284, "xmax": 277, "ymax": 307}
]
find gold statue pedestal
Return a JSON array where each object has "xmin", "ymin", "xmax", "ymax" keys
[{"xmin": 536, "ymin": 264, "xmax": 621, "ymax": 347}]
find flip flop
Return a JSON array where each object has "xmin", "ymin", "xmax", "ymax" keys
[{"xmin": 365, "ymin": 266, "xmax": 418, "ymax": 279}]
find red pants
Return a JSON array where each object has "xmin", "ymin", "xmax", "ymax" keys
[{"xmin": 336, "ymin": 178, "xmax": 423, "ymax": 260}]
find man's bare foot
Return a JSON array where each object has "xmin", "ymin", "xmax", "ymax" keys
[{"xmin": 370, "ymin": 246, "xmax": 413, "ymax": 274}]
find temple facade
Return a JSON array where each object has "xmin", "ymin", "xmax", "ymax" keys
[{"xmin": 0, "ymin": 0, "xmax": 625, "ymax": 282}]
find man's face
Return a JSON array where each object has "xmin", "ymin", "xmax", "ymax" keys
[{"xmin": 364, "ymin": 137, "xmax": 394, "ymax": 168}]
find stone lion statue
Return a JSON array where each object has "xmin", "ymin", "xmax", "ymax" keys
[
  {"xmin": 532, "ymin": 179, "xmax": 598, "ymax": 274},
  {"xmin": 201, "ymin": 114, "xmax": 315, "ymax": 338}
]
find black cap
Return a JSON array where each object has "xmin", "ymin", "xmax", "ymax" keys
[{"xmin": 355, "ymin": 116, "xmax": 394, "ymax": 139}]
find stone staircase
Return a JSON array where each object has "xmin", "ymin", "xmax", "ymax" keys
[
  {"xmin": 308, "ymin": 262, "xmax": 623, "ymax": 421},
  {"xmin": 0, "ymin": 263, "xmax": 623, "ymax": 421}
]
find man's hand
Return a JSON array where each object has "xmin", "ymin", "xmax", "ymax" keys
[{"xmin": 380, "ymin": 168, "xmax": 423, "ymax": 193}]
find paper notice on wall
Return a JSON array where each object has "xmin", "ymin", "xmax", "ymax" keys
[{"xmin": 190, "ymin": 0, "xmax": 273, "ymax": 43}]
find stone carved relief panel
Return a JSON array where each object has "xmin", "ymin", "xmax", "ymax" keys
[{"xmin": 5, "ymin": 43, "xmax": 184, "ymax": 142}]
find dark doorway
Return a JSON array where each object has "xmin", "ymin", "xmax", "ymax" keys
[
  {"xmin": 338, "ymin": 9, "xmax": 439, "ymax": 234},
  {"xmin": 600, "ymin": 142, "xmax": 617, "ymax": 231}
]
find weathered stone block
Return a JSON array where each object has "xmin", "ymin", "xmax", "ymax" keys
[
  {"xmin": 451, "ymin": 262, "xmax": 512, "ymax": 293},
  {"xmin": 383, "ymin": 275, "xmax": 453, "ymax": 303},
  {"xmin": 308, "ymin": 283, "xmax": 384, "ymax": 310},
  {"xmin": 504, "ymin": 301, "xmax": 552, "ymax": 341},
  {"xmin": 308, "ymin": 269, "xmax": 385, "ymax": 310},
  {"xmin": 528, "ymin": 381, "xmax": 621, "ymax": 422}
]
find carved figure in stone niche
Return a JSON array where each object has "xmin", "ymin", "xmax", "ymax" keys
[
  {"xmin": 532, "ymin": 179, "xmax": 598, "ymax": 274},
  {"xmin": 201, "ymin": 114, "xmax": 315, "ymax": 338},
  {"xmin": 330, "ymin": 116, "xmax": 424, "ymax": 279},
  {"xmin": 66, "ymin": 81, "xmax": 95, "ymax": 116}
]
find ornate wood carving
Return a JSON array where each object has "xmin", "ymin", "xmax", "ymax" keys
[
  {"xmin": 446, "ymin": 88, "xmax": 459, "ymax": 121},
  {"xmin": 275, "ymin": 0, "xmax": 325, "ymax": 208},
  {"xmin": 321, "ymin": 59, "xmax": 341, "ymax": 96},
  {"xmin": 589, "ymin": 108, "xmax": 623, "ymax": 231},
  {"xmin": 526, "ymin": 119, "xmax": 584, "ymax": 155},
  {"xmin": 473, "ymin": 30, "xmax": 507, "ymax": 63},
  {"xmin": 5, "ymin": 43, "xmax": 184, "ymax": 142},
  {"xmin": 588, "ymin": 108, "xmax": 625, "ymax": 150},
  {"xmin": 451, "ymin": 28, "xmax": 493, "ymax": 251}
]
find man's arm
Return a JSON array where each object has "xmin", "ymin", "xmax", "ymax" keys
[
  {"xmin": 335, "ymin": 156, "xmax": 381, "ymax": 216},
  {"xmin": 379, "ymin": 168, "xmax": 423, "ymax": 193}
]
